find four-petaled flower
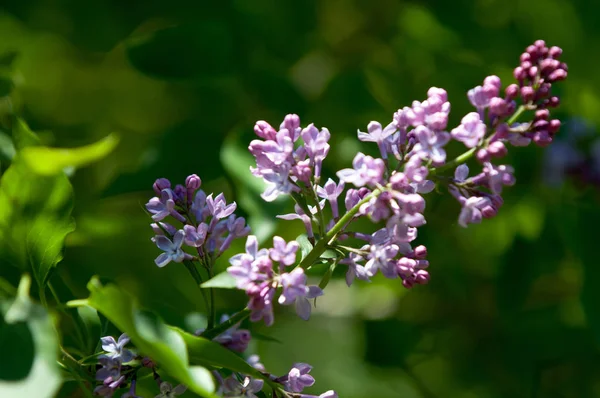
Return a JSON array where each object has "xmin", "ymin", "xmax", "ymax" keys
[
  {"xmin": 154, "ymin": 230, "xmax": 189, "ymax": 267},
  {"xmin": 100, "ymin": 333, "xmax": 135, "ymax": 362}
]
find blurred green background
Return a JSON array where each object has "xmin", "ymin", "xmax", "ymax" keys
[{"xmin": 0, "ymin": 0, "xmax": 599, "ymax": 397}]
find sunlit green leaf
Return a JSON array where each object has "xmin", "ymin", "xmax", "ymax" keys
[
  {"xmin": 0, "ymin": 156, "xmax": 75, "ymax": 290},
  {"xmin": 84, "ymin": 278, "xmax": 216, "ymax": 397},
  {"xmin": 20, "ymin": 134, "xmax": 119, "ymax": 176},
  {"xmin": 0, "ymin": 274, "xmax": 61, "ymax": 397},
  {"xmin": 201, "ymin": 272, "xmax": 237, "ymax": 289},
  {"xmin": 296, "ymin": 234, "xmax": 313, "ymax": 262}
]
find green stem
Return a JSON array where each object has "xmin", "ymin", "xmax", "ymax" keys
[
  {"xmin": 207, "ymin": 267, "xmax": 216, "ymax": 330},
  {"xmin": 298, "ymin": 188, "xmax": 381, "ymax": 269},
  {"xmin": 183, "ymin": 260, "xmax": 210, "ymax": 315},
  {"xmin": 430, "ymin": 105, "xmax": 528, "ymax": 176},
  {"xmin": 200, "ymin": 308, "xmax": 251, "ymax": 340}
]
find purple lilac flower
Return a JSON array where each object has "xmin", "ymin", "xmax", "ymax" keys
[
  {"xmin": 222, "ymin": 376, "xmax": 264, "ymax": 398},
  {"xmin": 146, "ymin": 189, "xmax": 175, "ymax": 221},
  {"xmin": 100, "ymin": 334, "xmax": 134, "ymax": 362},
  {"xmin": 457, "ymin": 196, "xmax": 491, "ymax": 227},
  {"xmin": 212, "ymin": 315, "xmax": 252, "ymax": 353},
  {"xmin": 153, "ymin": 230, "xmax": 191, "ymax": 267},
  {"xmin": 357, "ymin": 121, "xmax": 397, "ymax": 159},
  {"xmin": 155, "ymin": 382, "xmax": 187, "ymax": 398},
  {"xmin": 228, "ymin": 235, "xmax": 271, "ymax": 290},
  {"xmin": 316, "ymin": 179, "xmax": 345, "ymax": 219},
  {"xmin": 409, "ymin": 126, "xmax": 450, "ymax": 165},
  {"xmin": 278, "ymin": 268, "xmax": 323, "ymax": 320},
  {"xmin": 301, "ymin": 124, "xmax": 331, "ymax": 179},
  {"xmin": 206, "ymin": 193, "xmax": 237, "ymax": 220},
  {"xmin": 282, "ymin": 363, "xmax": 315, "ymax": 393},
  {"xmin": 339, "ymin": 253, "xmax": 370, "ymax": 286},
  {"xmin": 270, "ymin": 236, "xmax": 299, "ymax": 267},
  {"xmin": 483, "ymin": 163, "xmax": 516, "ymax": 194},
  {"xmin": 183, "ymin": 223, "xmax": 208, "ymax": 247},
  {"xmin": 364, "ymin": 243, "xmax": 399, "ymax": 279},
  {"xmin": 337, "ymin": 152, "xmax": 385, "ymax": 187},
  {"xmin": 451, "ymin": 112, "xmax": 486, "ymax": 148}
]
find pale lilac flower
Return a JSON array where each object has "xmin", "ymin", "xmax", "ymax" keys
[
  {"xmin": 247, "ymin": 355, "xmax": 266, "ymax": 372},
  {"xmin": 183, "ymin": 223, "xmax": 209, "ymax": 247},
  {"xmin": 95, "ymin": 357, "xmax": 121, "ymax": 382},
  {"xmin": 337, "ymin": 152, "xmax": 385, "ymax": 187},
  {"xmin": 151, "ymin": 222, "xmax": 177, "ymax": 236},
  {"xmin": 458, "ymin": 196, "xmax": 491, "ymax": 227},
  {"xmin": 206, "ymin": 193, "xmax": 237, "ymax": 220},
  {"xmin": 455, "ymin": 164, "xmax": 469, "ymax": 182},
  {"xmin": 340, "ymin": 253, "xmax": 370, "ymax": 286},
  {"xmin": 153, "ymin": 178, "xmax": 171, "ymax": 196},
  {"xmin": 410, "ymin": 126, "xmax": 450, "ymax": 164},
  {"xmin": 260, "ymin": 170, "xmax": 297, "ymax": 202},
  {"xmin": 146, "ymin": 189, "xmax": 175, "ymax": 221},
  {"xmin": 155, "ymin": 382, "xmax": 187, "ymax": 398},
  {"xmin": 295, "ymin": 285, "xmax": 323, "ymax": 321},
  {"xmin": 278, "ymin": 268, "xmax": 309, "ymax": 305},
  {"xmin": 100, "ymin": 334, "xmax": 134, "ymax": 362},
  {"xmin": 228, "ymin": 236, "xmax": 271, "ymax": 290},
  {"xmin": 154, "ymin": 230, "xmax": 189, "ymax": 267},
  {"xmin": 483, "ymin": 163, "xmax": 516, "ymax": 194},
  {"xmin": 301, "ymin": 124, "xmax": 331, "ymax": 178},
  {"xmin": 451, "ymin": 112, "xmax": 486, "ymax": 148},
  {"xmin": 213, "ymin": 315, "xmax": 252, "ymax": 353},
  {"xmin": 344, "ymin": 188, "xmax": 371, "ymax": 212},
  {"xmin": 270, "ymin": 236, "xmax": 299, "ymax": 266},
  {"xmin": 247, "ymin": 282, "xmax": 276, "ymax": 326},
  {"xmin": 280, "ymin": 113, "xmax": 302, "ymax": 142},
  {"xmin": 364, "ymin": 243, "xmax": 399, "ymax": 278},
  {"xmin": 191, "ymin": 190, "xmax": 209, "ymax": 222},
  {"xmin": 222, "ymin": 376, "xmax": 264, "ymax": 398},
  {"xmin": 283, "ymin": 363, "xmax": 315, "ymax": 393},
  {"xmin": 219, "ymin": 215, "xmax": 251, "ymax": 253},
  {"xmin": 316, "ymin": 179, "xmax": 345, "ymax": 218},
  {"xmin": 357, "ymin": 121, "xmax": 397, "ymax": 159}
]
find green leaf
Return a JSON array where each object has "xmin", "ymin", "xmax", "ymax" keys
[
  {"xmin": 84, "ymin": 278, "xmax": 217, "ymax": 397},
  {"xmin": 318, "ymin": 261, "xmax": 337, "ymax": 290},
  {"xmin": 11, "ymin": 118, "xmax": 40, "ymax": 150},
  {"xmin": 201, "ymin": 272, "xmax": 238, "ymax": 289},
  {"xmin": 0, "ymin": 274, "xmax": 61, "ymax": 397},
  {"xmin": 0, "ymin": 156, "xmax": 75, "ymax": 291},
  {"xmin": 20, "ymin": 134, "xmax": 119, "ymax": 176},
  {"xmin": 296, "ymin": 234, "xmax": 313, "ymax": 262},
  {"xmin": 174, "ymin": 327, "xmax": 280, "ymax": 390}
]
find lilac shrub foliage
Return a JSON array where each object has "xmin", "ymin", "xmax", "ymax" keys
[{"xmin": 92, "ymin": 40, "xmax": 567, "ymax": 397}]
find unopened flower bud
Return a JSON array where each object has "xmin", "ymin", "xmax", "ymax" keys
[{"xmin": 153, "ymin": 178, "xmax": 171, "ymax": 196}]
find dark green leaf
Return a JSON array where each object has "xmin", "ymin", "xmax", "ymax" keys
[{"xmin": 84, "ymin": 278, "xmax": 216, "ymax": 397}]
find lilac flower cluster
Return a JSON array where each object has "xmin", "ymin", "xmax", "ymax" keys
[
  {"xmin": 228, "ymin": 235, "xmax": 323, "ymax": 326},
  {"xmin": 244, "ymin": 40, "xmax": 568, "ymax": 295},
  {"xmin": 218, "ymin": 353, "xmax": 337, "ymax": 398},
  {"xmin": 203, "ymin": 317, "xmax": 337, "ymax": 397},
  {"xmin": 93, "ymin": 334, "xmax": 137, "ymax": 397},
  {"xmin": 145, "ymin": 175, "xmax": 250, "ymax": 267}
]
